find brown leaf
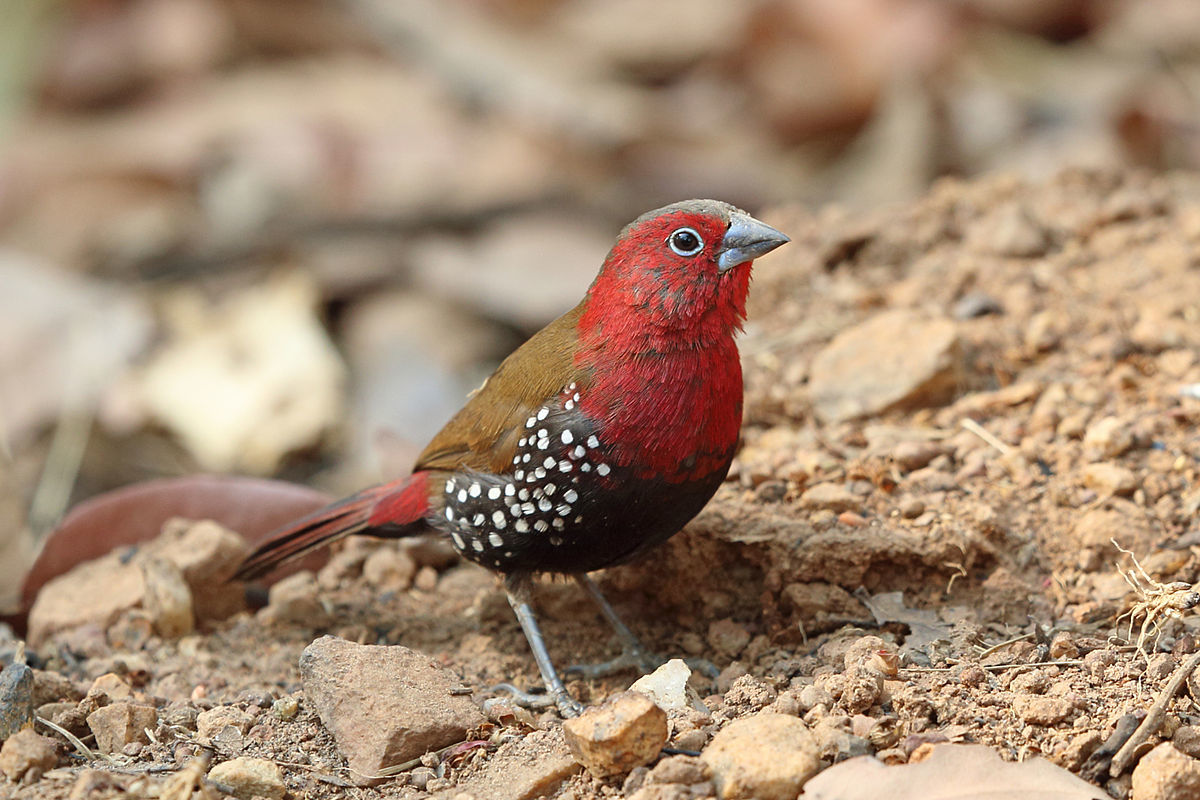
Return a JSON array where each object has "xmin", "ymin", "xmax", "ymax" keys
[
  {"xmin": 801, "ymin": 744, "xmax": 1106, "ymax": 799},
  {"xmin": 19, "ymin": 475, "xmax": 332, "ymax": 616}
]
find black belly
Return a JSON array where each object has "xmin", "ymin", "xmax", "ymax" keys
[{"xmin": 429, "ymin": 397, "xmax": 734, "ymax": 574}]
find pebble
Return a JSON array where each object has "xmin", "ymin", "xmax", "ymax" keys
[
  {"xmin": 701, "ymin": 714, "xmax": 819, "ymax": 800},
  {"xmin": 299, "ymin": 636, "xmax": 485, "ymax": 785},
  {"xmin": 196, "ymin": 705, "xmax": 253, "ymax": 753},
  {"xmin": 0, "ymin": 729, "xmax": 57, "ymax": 782},
  {"xmin": 799, "ymin": 483, "xmax": 859, "ymax": 513},
  {"xmin": 1132, "ymin": 742, "xmax": 1200, "ymax": 800},
  {"xmin": 362, "ymin": 546, "xmax": 418, "ymax": 591},
  {"xmin": 140, "ymin": 556, "xmax": 194, "ymax": 638},
  {"xmin": 1013, "ymin": 695, "xmax": 1073, "ymax": 726},
  {"xmin": 1083, "ymin": 416, "xmax": 1134, "ymax": 460},
  {"xmin": 808, "ymin": 310, "xmax": 962, "ymax": 423},
  {"xmin": 86, "ymin": 702, "xmax": 158, "ymax": 754},
  {"xmin": 271, "ymin": 696, "xmax": 299, "ymax": 721},
  {"xmin": 707, "ymin": 619, "xmax": 751, "ymax": 659},
  {"xmin": 628, "ymin": 659, "xmax": 708, "ymax": 714},
  {"xmin": 562, "ymin": 692, "xmax": 668, "ymax": 778},
  {"xmin": 208, "ymin": 756, "xmax": 286, "ymax": 800},
  {"xmin": 1083, "ymin": 463, "xmax": 1138, "ymax": 496},
  {"xmin": 451, "ymin": 728, "xmax": 580, "ymax": 800},
  {"xmin": 258, "ymin": 571, "xmax": 328, "ymax": 626},
  {"xmin": 0, "ymin": 660, "xmax": 34, "ymax": 741}
]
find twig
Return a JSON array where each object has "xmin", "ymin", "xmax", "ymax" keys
[
  {"xmin": 36, "ymin": 716, "xmax": 99, "ymax": 763},
  {"xmin": 960, "ymin": 418, "xmax": 1013, "ymax": 456},
  {"xmin": 1110, "ymin": 650, "xmax": 1200, "ymax": 776}
]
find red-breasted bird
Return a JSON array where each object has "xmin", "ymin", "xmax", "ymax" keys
[{"xmin": 236, "ymin": 200, "xmax": 789, "ymax": 716}]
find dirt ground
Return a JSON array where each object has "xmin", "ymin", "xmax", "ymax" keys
[{"xmin": 5, "ymin": 167, "xmax": 1200, "ymax": 799}]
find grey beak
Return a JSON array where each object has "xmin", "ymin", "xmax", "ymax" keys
[{"xmin": 716, "ymin": 212, "xmax": 790, "ymax": 272}]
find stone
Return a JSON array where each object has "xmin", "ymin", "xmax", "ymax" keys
[
  {"xmin": 1132, "ymin": 742, "xmax": 1200, "ymax": 800},
  {"xmin": 707, "ymin": 620, "xmax": 751, "ymax": 658},
  {"xmin": 563, "ymin": 692, "xmax": 668, "ymax": 778},
  {"xmin": 450, "ymin": 728, "xmax": 580, "ymax": 800},
  {"xmin": 140, "ymin": 557, "xmax": 194, "ymax": 638},
  {"xmin": 149, "ymin": 518, "xmax": 250, "ymax": 621},
  {"xmin": 808, "ymin": 310, "xmax": 962, "ymax": 423},
  {"xmin": 0, "ymin": 729, "xmax": 58, "ymax": 781},
  {"xmin": 27, "ymin": 552, "xmax": 145, "ymax": 646},
  {"xmin": 1083, "ymin": 416, "xmax": 1134, "ymax": 460},
  {"xmin": 208, "ymin": 757, "xmax": 286, "ymax": 800},
  {"xmin": 259, "ymin": 571, "xmax": 328, "ymax": 626},
  {"xmin": 362, "ymin": 546, "xmax": 417, "ymax": 591},
  {"xmin": 86, "ymin": 702, "xmax": 158, "ymax": 754},
  {"xmin": 1013, "ymin": 696, "xmax": 1073, "ymax": 726},
  {"xmin": 31, "ymin": 670, "xmax": 80, "ymax": 707},
  {"xmin": 196, "ymin": 706, "xmax": 252, "ymax": 753},
  {"xmin": 1083, "ymin": 463, "xmax": 1138, "ymax": 496},
  {"xmin": 628, "ymin": 659, "xmax": 708, "ymax": 714},
  {"xmin": 300, "ymin": 636, "xmax": 485, "ymax": 785},
  {"xmin": 799, "ymin": 483, "xmax": 859, "ymax": 513},
  {"xmin": 701, "ymin": 714, "xmax": 820, "ymax": 799},
  {"xmin": 0, "ymin": 660, "xmax": 34, "ymax": 741}
]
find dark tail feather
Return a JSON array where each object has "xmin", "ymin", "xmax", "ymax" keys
[{"xmin": 235, "ymin": 473, "xmax": 431, "ymax": 581}]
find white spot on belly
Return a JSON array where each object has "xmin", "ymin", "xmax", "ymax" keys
[
  {"xmin": 492, "ymin": 510, "xmax": 507, "ymax": 529},
  {"xmin": 488, "ymin": 532, "xmax": 504, "ymax": 548},
  {"xmin": 561, "ymin": 430, "xmax": 574, "ymax": 444}
]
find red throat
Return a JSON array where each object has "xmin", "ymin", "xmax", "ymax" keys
[{"xmin": 574, "ymin": 231, "xmax": 752, "ymax": 481}]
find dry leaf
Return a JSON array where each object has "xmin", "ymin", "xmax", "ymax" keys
[{"xmin": 801, "ymin": 744, "xmax": 1106, "ymax": 799}]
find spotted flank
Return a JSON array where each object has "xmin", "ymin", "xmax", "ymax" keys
[{"xmin": 440, "ymin": 382, "xmax": 611, "ymax": 569}]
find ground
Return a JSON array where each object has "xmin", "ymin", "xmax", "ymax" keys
[{"xmin": 5, "ymin": 167, "xmax": 1200, "ymax": 799}]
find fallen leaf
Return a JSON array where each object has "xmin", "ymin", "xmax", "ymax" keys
[{"xmin": 801, "ymin": 744, "xmax": 1106, "ymax": 799}]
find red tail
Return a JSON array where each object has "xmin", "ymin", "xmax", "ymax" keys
[{"xmin": 235, "ymin": 472, "xmax": 432, "ymax": 580}]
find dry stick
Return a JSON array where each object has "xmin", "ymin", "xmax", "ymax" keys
[
  {"xmin": 960, "ymin": 418, "xmax": 1013, "ymax": 456},
  {"xmin": 1110, "ymin": 650, "xmax": 1200, "ymax": 776}
]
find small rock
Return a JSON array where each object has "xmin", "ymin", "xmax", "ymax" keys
[
  {"xmin": 208, "ymin": 756, "xmax": 285, "ymax": 800},
  {"xmin": 362, "ymin": 547, "xmax": 417, "ymax": 591},
  {"xmin": 140, "ymin": 557, "xmax": 194, "ymax": 638},
  {"xmin": 300, "ymin": 636, "xmax": 485, "ymax": 785},
  {"xmin": 799, "ymin": 483, "xmax": 858, "ymax": 513},
  {"xmin": 1049, "ymin": 632, "xmax": 1080, "ymax": 660},
  {"xmin": 797, "ymin": 684, "xmax": 834, "ymax": 712},
  {"xmin": 86, "ymin": 702, "xmax": 158, "ymax": 754},
  {"xmin": 701, "ymin": 714, "xmax": 819, "ymax": 800},
  {"xmin": 707, "ymin": 620, "xmax": 751, "ymax": 658},
  {"xmin": 808, "ymin": 310, "xmax": 962, "ymax": 423},
  {"xmin": 149, "ymin": 518, "xmax": 249, "ymax": 621},
  {"xmin": 952, "ymin": 292, "xmax": 1004, "ymax": 319},
  {"xmin": 196, "ymin": 706, "xmax": 252, "ymax": 753},
  {"xmin": 450, "ymin": 728, "xmax": 580, "ymax": 800},
  {"xmin": 1173, "ymin": 726, "xmax": 1200, "ymax": 759},
  {"xmin": 1132, "ymin": 742, "xmax": 1200, "ymax": 800},
  {"xmin": 647, "ymin": 754, "xmax": 709, "ymax": 785},
  {"xmin": 1013, "ymin": 696, "xmax": 1073, "ymax": 726},
  {"xmin": 628, "ymin": 659, "xmax": 707, "ymax": 714},
  {"xmin": 27, "ymin": 553, "xmax": 145, "ymax": 646},
  {"xmin": 85, "ymin": 673, "xmax": 133, "ymax": 704},
  {"xmin": 1084, "ymin": 416, "xmax": 1134, "ymax": 461},
  {"xmin": 259, "ymin": 571, "xmax": 327, "ymax": 626},
  {"xmin": 31, "ymin": 670, "xmax": 80, "ymax": 707},
  {"xmin": 0, "ymin": 729, "xmax": 58, "ymax": 781},
  {"xmin": 0, "ymin": 660, "xmax": 34, "ymax": 741},
  {"xmin": 1083, "ymin": 463, "xmax": 1138, "ymax": 496},
  {"xmin": 966, "ymin": 204, "xmax": 1050, "ymax": 258},
  {"xmin": 891, "ymin": 440, "xmax": 948, "ymax": 471},
  {"xmin": 563, "ymin": 692, "xmax": 668, "ymax": 778},
  {"xmin": 271, "ymin": 696, "xmax": 299, "ymax": 720},
  {"xmin": 413, "ymin": 565, "xmax": 439, "ymax": 592}
]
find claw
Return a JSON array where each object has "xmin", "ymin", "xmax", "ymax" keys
[{"xmin": 489, "ymin": 683, "xmax": 583, "ymax": 717}]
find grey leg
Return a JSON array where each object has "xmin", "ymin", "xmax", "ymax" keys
[
  {"xmin": 567, "ymin": 573, "xmax": 719, "ymax": 680},
  {"xmin": 497, "ymin": 573, "xmax": 584, "ymax": 718}
]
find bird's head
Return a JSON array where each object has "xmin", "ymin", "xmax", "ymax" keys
[{"xmin": 581, "ymin": 200, "xmax": 789, "ymax": 346}]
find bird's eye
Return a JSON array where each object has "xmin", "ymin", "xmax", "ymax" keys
[{"xmin": 668, "ymin": 227, "xmax": 704, "ymax": 257}]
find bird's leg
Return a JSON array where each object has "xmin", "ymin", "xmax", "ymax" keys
[
  {"xmin": 566, "ymin": 574, "xmax": 720, "ymax": 679},
  {"xmin": 495, "ymin": 573, "xmax": 585, "ymax": 718},
  {"xmin": 564, "ymin": 574, "xmax": 659, "ymax": 676}
]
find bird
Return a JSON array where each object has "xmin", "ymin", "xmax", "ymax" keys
[{"xmin": 235, "ymin": 199, "xmax": 789, "ymax": 716}]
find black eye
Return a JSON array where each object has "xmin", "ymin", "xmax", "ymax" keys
[{"xmin": 668, "ymin": 227, "xmax": 704, "ymax": 257}]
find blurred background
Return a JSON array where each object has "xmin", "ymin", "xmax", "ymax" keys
[{"xmin": 2, "ymin": 0, "xmax": 1200, "ymax": 610}]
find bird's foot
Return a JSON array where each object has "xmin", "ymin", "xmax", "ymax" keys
[{"xmin": 489, "ymin": 683, "xmax": 585, "ymax": 718}]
